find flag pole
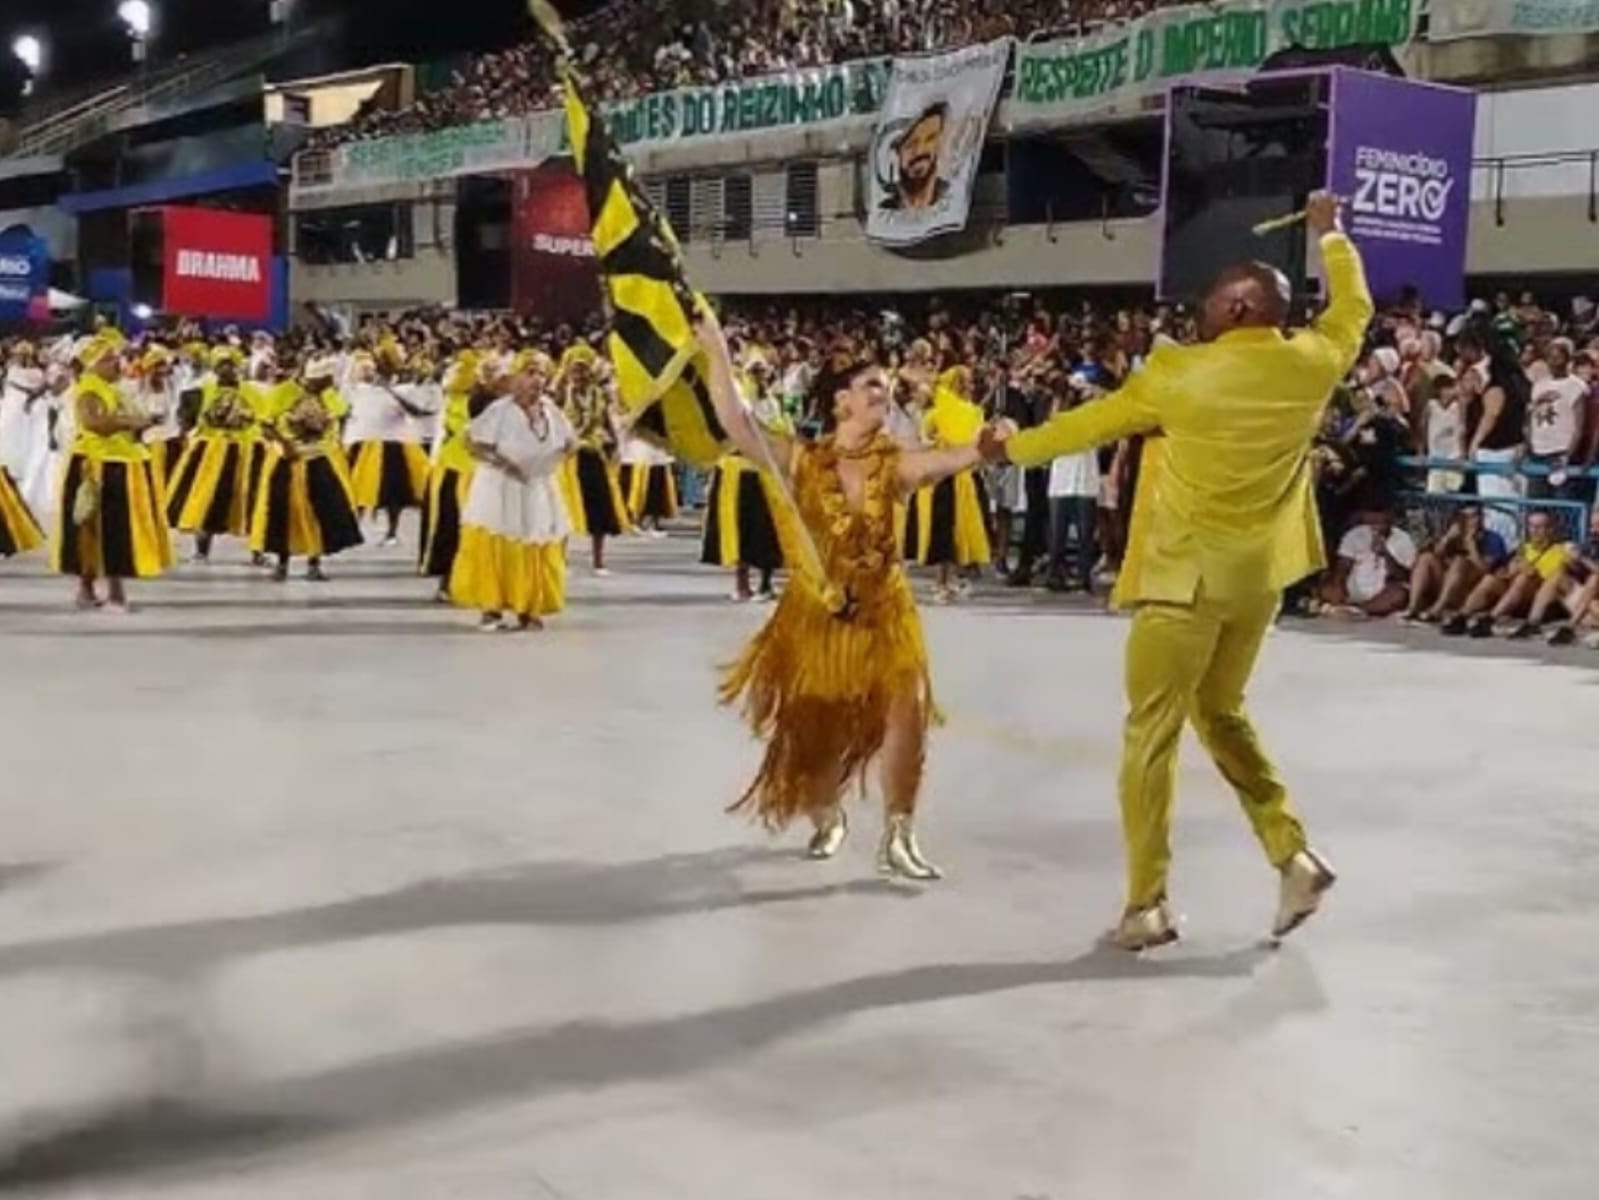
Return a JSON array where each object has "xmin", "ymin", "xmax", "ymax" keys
[
  {"xmin": 531, "ymin": 0, "xmax": 846, "ymax": 614},
  {"xmin": 703, "ymin": 323, "xmax": 848, "ymax": 615}
]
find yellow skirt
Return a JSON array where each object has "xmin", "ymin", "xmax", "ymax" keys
[
  {"xmin": 349, "ymin": 441, "xmax": 430, "ymax": 511},
  {"xmin": 721, "ymin": 573, "xmax": 934, "ymax": 830},
  {"xmin": 249, "ymin": 447, "xmax": 364, "ymax": 559},
  {"xmin": 905, "ymin": 469, "xmax": 991, "ymax": 567},
  {"xmin": 165, "ymin": 434, "xmax": 253, "ymax": 536},
  {"xmin": 0, "ymin": 467, "xmax": 44, "ymax": 558},
  {"xmin": 51, "ymin": 454, "xmax": 174, "ymax": 579},
  {"xmin": 449, "ymin": 527, "xmax": 567, "ymax": 618}
]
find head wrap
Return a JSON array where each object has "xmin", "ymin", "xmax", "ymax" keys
[{"xmin": 75, "ymin": 335, "xmax": 119, "ymax": 369}]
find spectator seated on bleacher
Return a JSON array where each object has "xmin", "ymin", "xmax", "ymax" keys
[
  {"xmin": 1539, "ymin": 506, "xmax": 1599, "ymax": 647},
  {"xmin": 1319, "ymin": 509, "xmax": 1417, "ymax": 619},
  {"xmin": 1400, "ymin": 503, "xmax": 1510, "ymax": 626},
  {"xmin": 1441, "ymin": 510, "xmax": 1572, "ymax": 640}
]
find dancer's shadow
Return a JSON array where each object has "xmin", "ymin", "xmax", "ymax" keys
[
  {"xmin": 0, "ymin": 944, "xmax": 1269, "ymax": 1188},
  {"xmin": 0, "ymin": 863, "xmax": 55, "ymax": 892},
  {"xmin": 0, "ymin": 847, "xmax": 913, "ymax": 981}
]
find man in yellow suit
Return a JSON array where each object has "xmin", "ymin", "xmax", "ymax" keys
[{"xmin": 1002, "ymin": 192, "xmax": 1373, "ymax": 950}]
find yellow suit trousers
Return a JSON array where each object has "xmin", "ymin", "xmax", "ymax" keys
[{"xmin": 1119, "ymin": 590, "xmax": 1307, "ymax": 911}]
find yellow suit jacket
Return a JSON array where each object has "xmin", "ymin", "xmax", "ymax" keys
[{"xmin": 1009, "ymin": 232, "xmax": 1374, "ymax": 607}]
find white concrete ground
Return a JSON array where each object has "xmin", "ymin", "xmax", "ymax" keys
[{"xmin": 0, "ymin": 527, "xmax": 1596, "ymax": 1199}]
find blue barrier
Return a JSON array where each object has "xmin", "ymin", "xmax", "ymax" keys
[{"xmin": 1392, "ymin": 456, "xmax": 1593, "ymax": 546}]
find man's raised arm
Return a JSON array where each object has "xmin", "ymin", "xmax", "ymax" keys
[{"xmin": 1308, "ymin": 192, "xmax": 1375, "ymax": 375}]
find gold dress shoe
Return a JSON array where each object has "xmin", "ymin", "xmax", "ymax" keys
[
  {"xmin": 877, "ymin": 815, "xmax": 942, "ymax": 881},
  {"xmin": 1272, "ymin": 848, "xmax": 1337, "ymax": 939},
  {"xmin": 805, "ymin": 808, "xmax": 848, "ymax": 860},
  {"xmin": 1105, "ymin": 902, "xmax": 1179, "ymax": 952}
]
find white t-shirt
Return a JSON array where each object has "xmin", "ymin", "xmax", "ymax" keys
[
  {"xmin": 343, "ymin": 382, "xmax": 423, "ymax": 445},
  {"xmin": 140, "ymin": 378, "xmax": 184, "ymax": 442},
  {"xmin": 1047, "ymin": 449, "xmax": 1100, "ymax": 498},
  {"xmin": 1338, "ymin": 523, "xmax": 1418, "ymax": 604},
  {"xmin": 1528, "ymin": 374, "xmax": 1586, "ymax": 456},
  {"xmin": 1425, "ymin": 397, "xmax": 1462, "ymax": 460}
]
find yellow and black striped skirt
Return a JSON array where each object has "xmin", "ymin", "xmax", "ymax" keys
[
  {"xmin": 904, "ymin": 469, "xmax": 991, "ymax": 567},
  {"xmin": 619, "ymin": 461, "xmax": 679, "ymax": 522},
  {"xmin": 419, "ymin": 463, "xmax": 475, "ymax": 578},
  {"xmin": 249, "ymin": 447, "xmax": 364, "ymax": 560},
  {"xmin": 0, "ymin": 467, "xmax": 44, "ymax": 559},
  {"xmin": 348, "ymin": 441, "xmax": 430, "ymax": 511},
  {"xmin": 700, "ymin": 456, "xmax": 783, "ymax": 570},
  {"xmin": 561, "ymin": 446, "xmax": 630, "ymax": 538},
  {"xmin": 52, "ymin": 454, "xmax": 174, "ymax": 579},
  {"xmin": 165, "ymin": 434, "xmax": 254, "ymax": 536}
]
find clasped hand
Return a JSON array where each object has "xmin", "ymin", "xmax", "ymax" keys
[{"xmin": 975, "ymin": 418, "xmax": 1018, "ymax": 464}]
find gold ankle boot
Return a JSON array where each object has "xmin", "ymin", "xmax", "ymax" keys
[
  {"xmin": 806, "ymin": 809, "xmax": 848, "ymax": 860},
  {"xmin": 1272, "ymin": 848, "xmax": 1336, "ymax": 939},
  {"xmin": 877, "ymin": 815, "xmax": 942, "ymax": 881},
  {"xmin": 1105, "ymin": 902, "xmax": 1179, "ymax": 952}
]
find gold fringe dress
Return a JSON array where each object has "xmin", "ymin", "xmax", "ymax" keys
[{"xmin": 722, "ymin": 433, "xmax": 933, "ymax": 829}]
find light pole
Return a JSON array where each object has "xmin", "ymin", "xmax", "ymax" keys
[
  {"xmin": 269, "ymin": 0, "xmax": 295, "ymax": 45},
  {"xmin": 116, "ymin": 0, "xmax": 153, "ymax": 66},
  {"xmin": 11, "ymin": 34, "xmax": 43, "ymax": 97}
]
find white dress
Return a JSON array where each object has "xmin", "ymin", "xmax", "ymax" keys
[
  {"xmin": 0, "ymin": 365, "xmax": 56, "ymax": 517},
  {"xmin": 461, "ymin": 397, "xmax": 575, "ymax": 545}
]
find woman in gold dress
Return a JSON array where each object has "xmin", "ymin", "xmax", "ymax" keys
[{"xmin": 696, "ymin": 313, "xmax": 1004, "ymax": 881}]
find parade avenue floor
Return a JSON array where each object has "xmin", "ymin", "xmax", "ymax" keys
[{"xmin": 1, "ymin": 527, "xmax": 1595, "ymax": 1199}]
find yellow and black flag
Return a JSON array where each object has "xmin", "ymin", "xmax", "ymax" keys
[{"xmin": 560, "ymin": 65, "xmax": 728, "ymax": 467}]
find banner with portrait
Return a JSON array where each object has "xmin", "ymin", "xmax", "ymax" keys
[{"xmin": 865, "ymin": 39, "xmax": 1011, "ymax": 248}]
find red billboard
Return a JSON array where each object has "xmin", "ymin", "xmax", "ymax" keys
[
  {"xmin": 160, "ymin": 207, "xmax": 272, "ymax": 322},
  {"xmin": 510, "ymin": 160, "xmax": 601, "ymax": 322}
]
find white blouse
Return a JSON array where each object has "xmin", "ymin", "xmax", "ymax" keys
[
  {"xmin": 461, "ymin": 396, "xmax": 576, "ymax": 543},
  {"xmin": 343, "ymin": 382, "xmax": 425, "ymax": 445}
]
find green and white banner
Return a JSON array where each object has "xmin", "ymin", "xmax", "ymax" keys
[
  {"xmin": 1013, "ymin": 0, "xmax": 1421, "ymax": 122},
  {"xmin": 1428, "ymin": 0, "xmax": 1599, "ymax": 40},
  {"xmin": 331, "ymin": 118, "xmax": 561, "ymax": 189},
  {"xmin": 302, "ymin": 60, "xmax": 893, "ymax": 192},
  {"xmin": 592, "ymin": 59, "xmax": 890, "ymax": 149}
]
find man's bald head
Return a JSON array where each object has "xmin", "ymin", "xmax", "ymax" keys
[{"xmin": 1198, "ymin": 261, "xmax": 1291, "ymax": 341}]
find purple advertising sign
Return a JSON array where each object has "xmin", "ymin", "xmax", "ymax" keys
[{"xmin": 1327, "ymin": 70, "xmax": 1476, "ymax": 310}]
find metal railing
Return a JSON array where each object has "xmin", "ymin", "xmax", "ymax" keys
[
  {"xmin": 1394, "ymin": 455, "xmax": 1595, "ymax": 545},
  {"xmin": 10, "ymin": 25, "xmax": 323, "ymax": 161},
  {"xmin": 1473, "ymin": 148, "xmax": 1599, "ymax": 226}
]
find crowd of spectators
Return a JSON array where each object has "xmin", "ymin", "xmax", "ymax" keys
[
  {"xmin": 292, "ymin": 282, "xmax": 1599, "ymax": 648},
  {"xmin": 11, "ymin": 280, "xmax": 1599, "ymax": 649},
  {"xmin": 310, "ymin": 0, "xmax": 1163, "ymax": 150}
]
